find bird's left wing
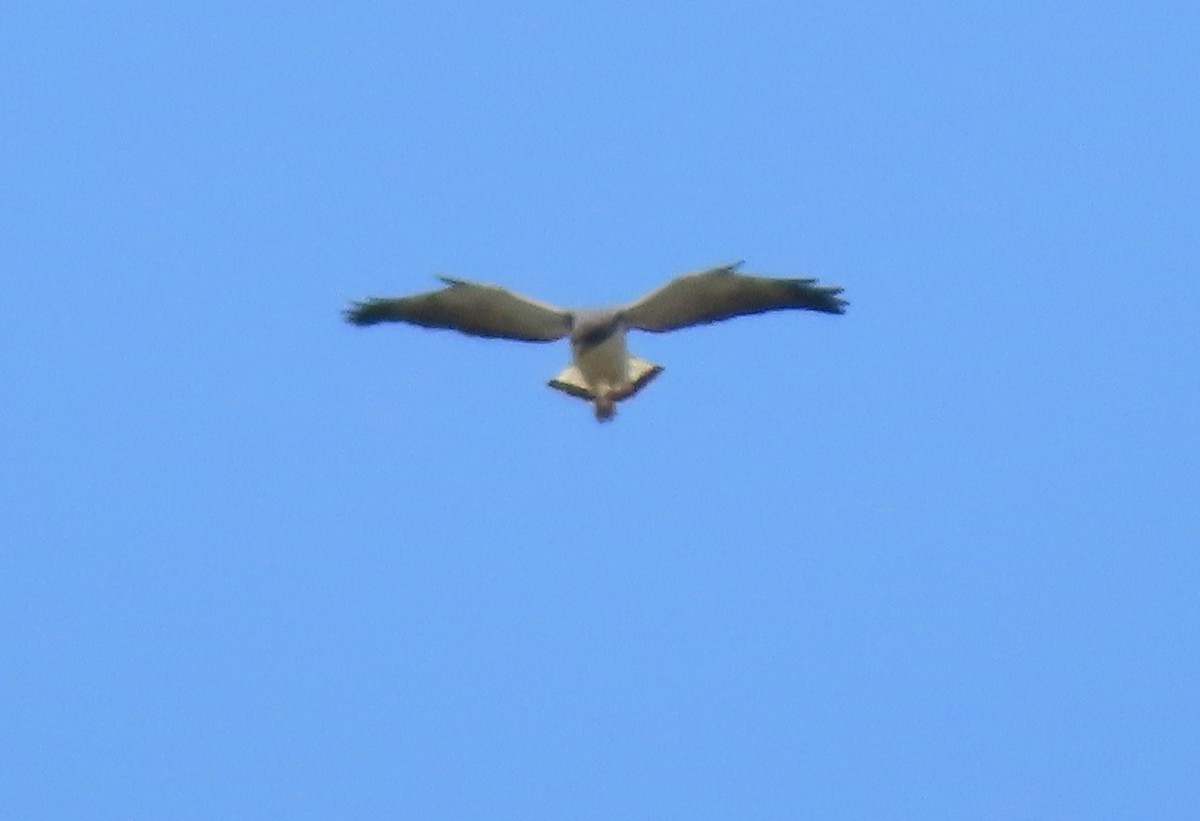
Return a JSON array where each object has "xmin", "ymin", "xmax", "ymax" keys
[
  {"xmin": 621, "ymin": 262, "xmax": 847, "ymax": 333},
  {"xmin": 345, "ymin": 276, "xmax": 572, "ymax": 342}
]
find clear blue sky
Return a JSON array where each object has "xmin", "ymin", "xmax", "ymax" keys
[{"xmin": 4, "ymin": 2, "xmax": 1197, "ymax": 818}]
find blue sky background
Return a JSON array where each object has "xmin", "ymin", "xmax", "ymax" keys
[{"xmin": 3, "ymin": 2, "xmax": 1198, "ymax": 818}]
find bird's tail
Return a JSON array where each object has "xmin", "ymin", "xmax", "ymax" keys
[{"xmin": 547, "ymin": 356, "xmax": 663, "ymax": 402}]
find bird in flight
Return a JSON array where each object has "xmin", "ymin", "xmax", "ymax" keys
[{"xmin": 344, "ymin": 261, "xmax": 846, "ymax": 422}]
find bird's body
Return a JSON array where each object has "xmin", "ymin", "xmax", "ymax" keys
[
  {"xmin": 561, "ymin": 314, "xmax": 657, "ymax": 420},
  {"xmin": 572, "ymin": 320, "xmax": 628, "ymax": 395},
  {"xmin": 345, "ymin": 261, "xmax": 846, "ymax": 421}
]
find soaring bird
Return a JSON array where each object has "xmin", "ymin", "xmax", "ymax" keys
[{"xmin": 345, "ymin": 261, "xmax": 846, "ymax": 421}]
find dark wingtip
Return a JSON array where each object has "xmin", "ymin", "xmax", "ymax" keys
[
  {"xmin": 829, "ymin": 288, "xmax": 849, "ymax": 315},
  {"xmin": 343, "ymin": 301, "xmax": 376, "ymax": 326},
  {"xmin": 790, "ymin": 280, "xmax": 848, "ymax": 315}
]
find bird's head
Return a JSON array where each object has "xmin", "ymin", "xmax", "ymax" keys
[{"xmin": 568, "ymin": 310, "xmax": 624, "ymax": 347}]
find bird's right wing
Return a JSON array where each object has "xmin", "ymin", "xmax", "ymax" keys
[
  {"xmin": 622, "ymin": 261, "xmax": 847, "ymax": 333},
  {"xmin": 344, "ymin": 276, "xmax": 571, "ymax": 342}
]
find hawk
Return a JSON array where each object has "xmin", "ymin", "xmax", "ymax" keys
[{"xmin": 345, "ymin": 261, "xmax": 846, "ymax": 421}]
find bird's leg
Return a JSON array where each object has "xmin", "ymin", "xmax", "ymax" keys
[{"xmin": 593, "ymin": 393, "xmax": 616, "ymax": 422}]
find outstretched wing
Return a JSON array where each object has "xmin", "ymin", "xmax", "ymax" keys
[
  {"xmin": 344, "ymin": 276, "xmax": 572, "ymax": 342},
  {"xmin": 621, "ymin": 261, "xmax": 847, "ymax": 333}
]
